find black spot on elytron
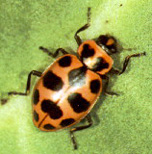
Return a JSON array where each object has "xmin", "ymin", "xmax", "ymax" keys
[
  {"xmin": 60, "ymin": 118, "xmax": 75, "ymax": 127},
  {"xmin": 68, "ymin": 66, "xmax": 87, "ymax": 87},
  {"xmin": 81, "ymin": 44, "xmax": 95, "ymax": 58},
  {"xmin": 33, "ymin": 110, "xmax": 39, "ymax": 122},
  {"xmin": 43, "ymin": 71, "xmax": 63, "ymax": 91},
  {"xmin": 33, "ymin": 89, "xmax": 39, "ymax": 105},
  {"xmin": 58, "ymin": 56, "xmax": 72, "ymax": 67},
  {"xmin": 68, "ymin": 93, "xmax": 90, "ymax": 113},
  {"xmin": 41, "ymin": 100, "xmax": 63, "ymax": 119},
  {"xmin": 43, "ymin": 124, "xmax": 55, "ymax": 130},
  {"xmin": 90, "ymin": 79, "xmax": 101, "ymax": 94},
  {"xmin": 92, "ymin": 57, "xmax": 109, "ymax": 72}
]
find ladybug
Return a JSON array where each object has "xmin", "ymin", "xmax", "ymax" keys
[{"xmin": 6, "ymin": 7, "xmax": 146, "ymax": 149}]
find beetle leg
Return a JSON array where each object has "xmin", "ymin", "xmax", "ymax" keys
[
  {"xmin": 1, "ymin": 99, "xmax": 8, "ymax": 105},
  {"xmin": 74, "ymin": 7, "xmax": 91, "ymax": 46},
  {"xmin": 110, "ymin": 52, "xmax": 146, "ymax": 75},
  {"xmin": 39, "ymin": 47, "xmax": 69, "ymax": 58},
  {"xmin": 8, "ymin": 70, "xmax": 42, "ymax": 96},
  {"xmin": 101, "ymin": 75, "xmax": 118, "ymax": 96},
  {"xmin": 69, "ymin": 114, "xmax": 92, "ymax": 150}
]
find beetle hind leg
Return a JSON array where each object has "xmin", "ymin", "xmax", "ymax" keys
[{"xmin": 69, "ymin": 114, "xmax": 92, "ymax": 150}]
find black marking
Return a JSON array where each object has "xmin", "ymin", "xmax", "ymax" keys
[
  {"xmin": 60, "ymin": 118, "xmax": 75, "ymax": 127},
  {"xmin": 90, "ymin": 79, "xmax": 101, "ymax": 94},
  {"xmin": 43, "ymin": 124, "xmax": 55, "ymax": 130},
  {"xmin": 98, "ymin": 35, "xmax": 117, "ymax": 53},
  {"xmin": 43, "ymin": 71, "xmax": 63, "ymax": 91},
  {"xmin": 68, "ymin": 66, "xmax": 87, "ymax": 87},
  {"xmin": 68, "ymin": 93, "xmax": 90, "ymax": 113},
  {"xmin": 41, "ymin": 100, "xmax": 63, "ymax": 119},
  {"xmin": 33, "ymin": 110, "xmax": 39, "ymax": 122},
  {"xmin": 92, "ymin": 57, "xmax": 109, "ymax": 71},
  {"xmin": 38, "ymin": 114, "xmax": 48, "ymax": 128},
  {"xmin": 58, "ymin": 56, "xmax": 72, "ymax": 67},
  {"xmin": 98, "ymin": 35, "xmax": 109, "ymax": 45},
  {"xmin": 33, "ymin": 89, "xmax": 39, "ymax": 105},
  {"xmin": 81, "ymin": 44, "xmax": 95, "ymax": 58}
]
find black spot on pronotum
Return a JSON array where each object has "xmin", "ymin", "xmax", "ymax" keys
[
  {"xmin": 43, "ymin": 124, "xmax": 55, "ymax": 130},
  {"xmin": 41, "ymin": 100, "xmax": 63, "ymax": 119},
  {"xmin": 68, "ymin": 66, "xmax": 87, "ymax": 87},
  {"xmin": 43, "ymin": 71, "xmax": 63, "ymax": 91},
  {"xmin": 81, "ymin": 44, "xmax": 95, "ymax": 58},
  {"xmin": 58, "ymin": 56, "xmax": 72, "ymax": 67},
  {"xmin": 90, "ymin": 79, "xmax": 101, "ymax": 94},
  {"xmin": 60, "ymin": 118, "xmax": 75, "ymax": 127},
  {"xmin": 33, "ymin": 110, "xmax": 39, "ymax": 122},
  {"xmin": 33, "ymin": 89, "xmax": 39, "ymax": 105},
  {"xmin": 92, "ymin": 57, "xmax": 109, "ymax": 71},
  {"xmin": 68, "ymin": 93, "xmax": 90, "ymax": 113}
]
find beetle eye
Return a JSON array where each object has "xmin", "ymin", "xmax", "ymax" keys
[
  {"xmin": 98, "ymin": 35, "xmax": 108, "ymax": 45},
  {"xmin": 97, "ymin": 35, "xmax": 117, "ymax": 54}
]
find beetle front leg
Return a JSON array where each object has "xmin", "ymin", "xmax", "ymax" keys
[
  {"xmin": 110, "ymin": 52, "xmax": 146, "ymax": 75},
  {"xmin": 74, "ymin": 7, "xmax": 91, "ymax": 46}
]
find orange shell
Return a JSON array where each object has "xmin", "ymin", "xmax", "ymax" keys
[{"xmin": 32, "ymin": 54, "xmax": 102, "ymax": 131}]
